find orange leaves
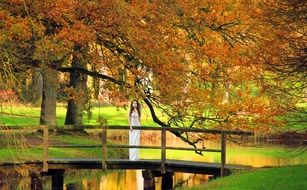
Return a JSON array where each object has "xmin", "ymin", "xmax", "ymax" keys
[
  {"xmin": 39, "ymin": 0, "xmax": 77, "ymax": 25},
  {"xmin": 7, "ymin": 0, "xmax": 23, "ymax": 5},
  {"xmin": 201, "ymin": 41, "xmax": 229, "ymax": 60},
  {"xmin": 0, "ymin": 10, "xmax": 8, "ymax": 20},
  {"xmin": 58, "ymin": 22, "xmax": 95, "ymax": 45},
  {"xmin": 8, "ymin": 19, "xmax": 32, "ymax": 40},
  {"xmin": 34, "ymin": 36, "xmax": 73, "ymax": 61},
  {"xmin": 0, "ymin": 0, "xmax": 297, "ymax": 132}
]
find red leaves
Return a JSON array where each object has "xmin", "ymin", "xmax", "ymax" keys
[{"xmin": 0, "ymin": 90, "xmax": 16, "ymax": 101}]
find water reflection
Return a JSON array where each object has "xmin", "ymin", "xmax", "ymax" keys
[
  {"xmin": 95, "ymin": 170, "xmax": 143, "ymax": 190},
  {"xmin": 62, "ymin": 170, "xmax": 209, "ymax": 190},
  {"xmin": 137, "ymin": 133, "xmax": 307, "ymax": 168},
  {"xmin": 0, "ymin": 169, "xmax": 210, "ymax": 190}
]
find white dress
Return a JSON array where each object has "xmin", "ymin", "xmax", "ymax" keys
[{"xmin": 129, "ymin": 111, "xmax": 140, "ymax": 161}]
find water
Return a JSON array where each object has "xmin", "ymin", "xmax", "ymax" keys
[
  {"xmin": 62, "ymin": 170, "xmax": 209, "ymax": 190},
  {"xmin": 0, "ymin": 169, "xmax": 210, "ymax": 190}
]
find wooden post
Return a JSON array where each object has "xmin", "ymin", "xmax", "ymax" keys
[
  {"xmin": 43, "ymin": 126, "xmax": 49, "ymax": 172},
  {"xmin": 30, "ymin": 173, "xmax": 43, "ymax": 190},
  {"xmin": 142, "ymin": 170, "xmax": 155, "ymax": 190},
  {"xmin": 0, "ymin": 171, "xmax": 3, "ymax": 189},
  {"xmin": 161, "ymin": 172, "xmax": 174, "ymax": 190},
  {"xmin": 221, "ymin": 132, "xmax": 226, "ymax": 177},
  {"xmin": 50, "ymin": 169, "xmax": 65, "ymax": 190},
  {"xmin": 161, "ymin": 128, "xmax": 166, "ymax": 174},
  {"xmin": 101, "ymin": 126, "xmax": 107, "ymax": 171}
]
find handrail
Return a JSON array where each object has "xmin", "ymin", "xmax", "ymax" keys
[
  {"xmin": 47, "ymin": 144, "xmax": 216, "ymax": 152},
  {"xmin": 0, "ymin": 125, "xmax": 254, "ymax": 135}
]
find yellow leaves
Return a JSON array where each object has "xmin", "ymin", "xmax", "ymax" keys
[{"xmin": 0, "ymin": 32, "xmax": 8, "ymax": 45}]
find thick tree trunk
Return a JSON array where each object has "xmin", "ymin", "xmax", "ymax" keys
[
  {"xmin": 40, "ymin": 67, "xmax": 58, "ymax": 125},
  {"xmin": 29, "ymin": 68, "xmax": 43, "ymax": 104},
  {"xmin": 65, "ymin": 45, "xmax": 88, "ymax": 125}
]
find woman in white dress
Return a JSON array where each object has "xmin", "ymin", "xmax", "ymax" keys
[{"xmin": 128, "ymin": 100, "xmax": 141, "ymax": 161}]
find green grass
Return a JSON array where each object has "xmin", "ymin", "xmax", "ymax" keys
[
  {"xmin": 50, "ymin": 134, "xmax": 100, "ymax": 145},
  {"xmin": 0, "ymin": 105, "xmax": 160, "ymax": 126},
  {"xmin": 1, "ymin": 104, "xmax": 306, "ymax": 132},
  {"xmin": 181, "ymin": 165, "xmax": 307, "ymax": 190}
]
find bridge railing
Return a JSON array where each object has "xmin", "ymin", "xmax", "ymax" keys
[
  {"xmin": 101, "ymin": 126, "xmax": 253, "ymax": 176},
  {"xmin": 0, "ymin": 125, "xmax": 253, "ymax": 176}
]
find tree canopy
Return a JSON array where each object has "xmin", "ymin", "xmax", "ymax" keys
[{"xmin": 0, "ymin": 0, "xmax": 306, "ymax": 136}]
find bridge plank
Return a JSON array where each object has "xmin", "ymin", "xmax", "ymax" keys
[
  {"xmin": 44, "ymin": 158, "xmax": 252, "ymax": 175},
  {"xmin": 0, "ymin": 158, "xmax": 252, "ymax": 176}
]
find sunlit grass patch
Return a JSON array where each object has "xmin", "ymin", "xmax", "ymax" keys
[{"xmin": 181, "ymin": 165, "xmax": 307, "ymax": 190}]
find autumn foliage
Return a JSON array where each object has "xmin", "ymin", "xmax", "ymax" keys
[{"xmin": 0, "ymin": 0, "xmax": 305, "ymax": 133}]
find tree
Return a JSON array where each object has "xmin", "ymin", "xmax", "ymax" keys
[
  {"xmin": 40, "ymin": 66, "xmax": 58, "ymax": 125},
  {"xmin": 1, "ymin": 0, "xmax": 303, "ymax": 150},
  {"xmin": 65, "ymin": 44, "xmax": 89, "ymax": 125}
]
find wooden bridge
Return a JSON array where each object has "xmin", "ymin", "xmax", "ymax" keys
[{"xmin": 0, "ymin": 125, "xmax": 253, "ymax": 190}]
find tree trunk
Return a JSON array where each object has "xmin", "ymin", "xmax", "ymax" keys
[
  {"xmin": 65, "ymin": 45, "xmax": 88, "ymax": 125},
  {"xmin": 40, "ymin": 66, "xmax": 58, "ymax": 125},
  {"xmin": 30, "ymin": 68, "xmax": 43, "ymax": 104}
]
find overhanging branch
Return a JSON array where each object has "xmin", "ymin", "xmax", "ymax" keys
[
  {"xmin": 143, "ymin": 96, "xmax": 206, "ymax": 155},
  {"xmin": 57, "ymin": 67, "xmax": 128, "ymax": 86}
]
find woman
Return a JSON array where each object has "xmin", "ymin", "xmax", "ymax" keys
[{"xmin": 128, "ymin": 100, "xmax": 141, "ymax": 161}]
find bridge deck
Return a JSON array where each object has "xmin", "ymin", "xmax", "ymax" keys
[{"xmin": 1, "ymin": 159, "xmax": 252, "ymax": 176}]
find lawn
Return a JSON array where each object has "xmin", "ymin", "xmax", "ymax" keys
[
  {"xmin": 180, "ymin": 165, "xmax": 307, "ymax": 190},
  {"xmin": 0, "ymin": 104, "xmax": 160, "ymax": 126}
]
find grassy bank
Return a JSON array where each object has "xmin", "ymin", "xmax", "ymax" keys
[{"xmin": 181, "ymin": 165, "xmax": 307, "ymax": 190}]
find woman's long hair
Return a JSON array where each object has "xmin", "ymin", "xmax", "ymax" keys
[{"xmin": 129, "ymin": 100, "xmax": 141, "ymax": 117}]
